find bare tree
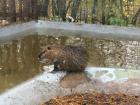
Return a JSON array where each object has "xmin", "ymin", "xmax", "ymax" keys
[
  {"xmin": 71, "ymin": 0, "xmax": 81, "ymax": 21},
  {"xmin": 42, "ymin": 0, "xmax": 49, "ymax": 17},
  {"xmin": 52, "ymin": 0, "xmax": 65, "ymax": 19},
  {"xmin": 9, "ymin": 0, "xmax": 16, "ymax": 22},
  {"xmin": 23, "ymin": 0, "xmax": 31, "ymax": 21},
  {"xmin": 52, "ymin": 0, "xmax": 56, "ymax": 16},
  {"xmin": 57, "ymin": 0, "xmax": 66, "ymax": 21},
  {"xmin": 52, "ymin": 0, "xmax": 72, "ymax": 21},
  {"xmin": 132, "ymin": 7, "xmax": 140, "ymax": 25},
  {"xmin": 1, "ymin": 0, "xmax": 7, "ymax": 20},
  {"xmin": 91, "ymin": 0, "xmax": 98, "ymax": 23},
  {"xmin": 31, "ymin": 0, "xmax": 38, "ymax": 20},
  {"xmin": 19, "ymin": 0, "xmax": 23, "ymax": 21}
]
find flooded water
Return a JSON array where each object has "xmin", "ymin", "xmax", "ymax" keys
[{"xmin": 0, "ymin": 34, "xmax": 140, "ymax": 93}]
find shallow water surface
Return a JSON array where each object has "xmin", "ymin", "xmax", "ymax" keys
[{"xmin": 0, "ymin": 34, "xmax": 140, "ymax": 93}]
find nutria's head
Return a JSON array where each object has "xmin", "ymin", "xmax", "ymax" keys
[{"xmin": 38, "ymin": 46, "xmax": 63, "ymax": 64}]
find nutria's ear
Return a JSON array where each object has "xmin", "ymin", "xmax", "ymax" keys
[{"xmin": 47, "ymin": 46, "xmax": 51, "ymax": 50}]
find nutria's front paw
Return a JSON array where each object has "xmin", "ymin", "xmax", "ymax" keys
[{"xmin": 43, "ymin": 65, "xmax": 54, "ymax": 72}]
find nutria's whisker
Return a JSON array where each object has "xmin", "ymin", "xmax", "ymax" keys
[{"xmin": 39, "ymin": 59, "xmax": 48, "ymax": 63}]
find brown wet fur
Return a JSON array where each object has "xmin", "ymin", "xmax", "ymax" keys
[
  {"xmin": 38, "ymin": 45, "xmax": 90, "ymax": 88},
  {"xmin": 38, "ymin": 45, "xmax": 89, "ymax": 72}
]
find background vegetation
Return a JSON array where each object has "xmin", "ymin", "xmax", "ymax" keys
[{"xmin": 0, "ymin": 0, "xmax": 140, "ymax": 26}]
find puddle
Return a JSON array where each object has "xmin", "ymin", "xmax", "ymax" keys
[
  {"xmin": 85, "ymin": 67, "xmax": 140, "ymax": 83},
  {"xmin": 0, "ymin": 34, "xmax": 140, "ymax": 93}
]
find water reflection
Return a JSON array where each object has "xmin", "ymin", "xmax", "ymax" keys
[
  {"xmin": 0, "ymin": 34, "xmax": 140, "ymax": 93},
  {"xmin": 0, "ymin": 35, "xmax": 42, "ymax": 93}
]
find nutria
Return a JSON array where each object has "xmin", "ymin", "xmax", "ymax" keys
[{"xmin": 38, "ymin": 45, "xmax": 89, "ymax": 72}]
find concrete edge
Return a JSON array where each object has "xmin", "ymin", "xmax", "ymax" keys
[
  {"xmin": 0, "ymin": 20, "xmax": 140, "ymax": 41},
  {"xmin": 36, "ymin": 20, "xmax": 140, "ymax": 40},
  {"xmin": 0, "ymin": 21, "xmax": 36, "ymax": 41}
]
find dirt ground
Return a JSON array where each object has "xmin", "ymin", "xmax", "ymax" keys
[{"xmin": 41, "ymin": 92, "xmax": 140, "ymax": 105}]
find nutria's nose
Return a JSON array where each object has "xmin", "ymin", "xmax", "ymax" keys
[
  {"xmin": 38, "ymin": 53, "xmax": 42, "ymax": 60},
  {"xmin": 38, "ymin": 51, "xmax": 46, "ymax": 60},
  {"xmin": 38, "ymin": 56, "xmax": 40, "ymax": 60}
]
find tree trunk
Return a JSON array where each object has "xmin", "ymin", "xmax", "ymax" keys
[
  {"xmin": 23, "ymin": 0, "xmax": 31, "ymax": 21},
  {"xmin": 19, "ymin": 0, "xmax": 23, "ymax": 21},
  {"xmin": 43, "ymin": 0, "xmax": 49, "ymax": 17},
  {"xmin": 31, "ymin": 0, "xmax": 38, "ymax": 20},
  {"xmin": 52, "ymin": 0, "xmax": 69, "ymax": 21},
  {"xmin": 1, "ymin": 0, "xmax": 7, "ymax": 20},
  {"xmin": 58, "ymin": 0, "xmax": 67, "ymax": 21},
  {"xmin": 71, "ymin": 0, "xmax": 82, "ymax": 21},
  {"xmin": 9, "ymin": 0, "xmax": 16, "ymax": 22},
  {"xmin": 101, "ymin": 0, "xmax": 105, "ymax": 24},
  {"xmin": 91, "ymin": 0, "xmax": 98, "ymax": 23},
  {"xmin": 52, "ymin": 0, "xmax": 58, "ymax": 16},
  {"xmin": 132, "ymin": 7, "xmax": 140, "ymax": 25}
]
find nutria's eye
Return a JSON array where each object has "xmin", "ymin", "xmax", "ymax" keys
[{"xmin": 47, "ymin": 47, "xmax": 51, "ymax": 50}]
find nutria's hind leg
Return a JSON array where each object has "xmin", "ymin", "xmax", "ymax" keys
[
  {"xmin": 51, "ymin": 61, "xmax": 66, "ymax": 74},
  {"xmin": 53, "ymin": 61, "xmax": 61, "ymax": 71},
  {"xmin": 60, "ymin": 71, "xmax": 91, "ymax": 88}
]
